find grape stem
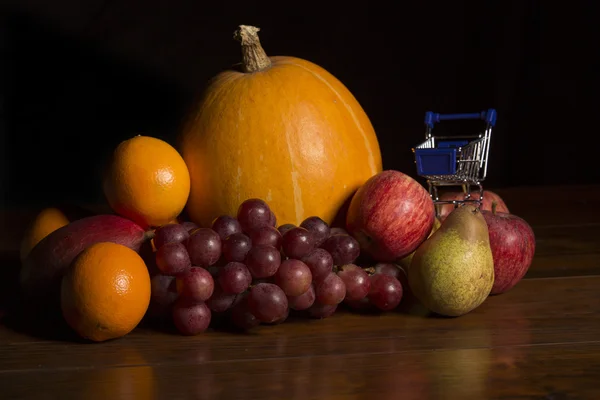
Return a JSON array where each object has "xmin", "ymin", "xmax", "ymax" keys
[
  {"xmin": 144, "ymin": 230, "xmax": 156, "ymax": 241},
  {"xmin": 364, "ymin": 267, "xmax": 376, "ymax": 276}
]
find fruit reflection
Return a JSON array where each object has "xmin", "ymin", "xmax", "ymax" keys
[
  {"xmin": 489, "ymin": 305, "xmax": 532, "ymax": 368},
  {"xmin": 74, "ymin": 346, "xmax": 156, "ymax": 400},
  {"xmin": 424, "ymin": 304, "xmax": 531, "ymax": 398},
  {"xmin": 426, "ymin": 347, "xmax": 493, "ymax": 399}
]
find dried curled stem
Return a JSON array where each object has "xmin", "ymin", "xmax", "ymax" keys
[{"xmin": 233, "ymin": 25, "xmax": 272, "ymax": 73}]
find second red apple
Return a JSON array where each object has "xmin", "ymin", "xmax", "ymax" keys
[
  {"xmin": 436, "ymin": 190, "xmax": 509, "ymax": 221},
  {"xmin": 481, "ymin": 208, "xmax": 536, "ymax": 295}
]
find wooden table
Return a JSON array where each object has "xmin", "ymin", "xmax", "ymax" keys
[{"xmin": 1, "ymin": 184, "xmax": 599, "ymax": 399}]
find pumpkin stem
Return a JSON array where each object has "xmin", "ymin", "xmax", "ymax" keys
[{"xmin": 233, "ymin": 25, "xmax": 272, "ymax": 73}]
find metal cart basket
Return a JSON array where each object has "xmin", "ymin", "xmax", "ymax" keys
[{"xmin": 412, "ymin": 108, "xmax": 497, "ymax": 212}]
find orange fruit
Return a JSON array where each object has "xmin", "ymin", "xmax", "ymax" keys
[
  {"xmin": 103, "ymin": 135, "xmax": 191, "ymax": 228},
  {"xmin": 61, "ymin": 242, "xmax": 151, "ymax": 342},
  {"xmin": 20, "ymin": 207, "xmax": 70, "ymax": 263}
]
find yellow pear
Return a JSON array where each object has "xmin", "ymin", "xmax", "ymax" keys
[{"xmin": 408, "ymin": 205, "xmax": 494, "ymax": 317}]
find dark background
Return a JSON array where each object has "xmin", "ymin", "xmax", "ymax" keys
[{"xmin": 0, "ymin": 0, "xmax": 597, "ymax": 209}]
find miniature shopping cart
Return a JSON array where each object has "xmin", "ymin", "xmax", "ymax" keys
[{"xmin": 412, "ymin": 108, "xmax": 497, "ymax": 213}]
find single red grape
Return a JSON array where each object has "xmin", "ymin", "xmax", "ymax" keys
[
  {"xmin": 245, "ymin": 245, "xmax": 281, "ymax": 278},
  {"xmin": 337, "ymin": 264, "xmax": 370, "ymax": 301},
  {"xmin": 186, "ymin": 228, "xmax": 222, "ymax": 267},
  {"xmin": 154, "ymin": 223, "xmax": 190, "ymax": 249},
  {"xmin": 217, "ymin": 262, "xmax": 252, "ymax": 294},
  {"xmin": 368, "ymin": 274, "xmax": 403, "ymax": 311},
  {"xmin": 274, "ymin": 259, "xmax": 312, "ymax": 297},
  {"xmin": 301, "ymin": 248, "xmax": 333, "ymax": 283},
  {"xmin": 237, "ymin": 198, "xmax": 273, "ymax": 233},
  {"xmin": 321, "ymin": 234, "xmax": 360, "ymax": 266},
  {"xmin": 247, "ymin": 283, "xmax": 288, "ymax": 323},
  {"xmin": 155, "ymin": 242, "xmax": 192, "ymax": 276},
  {"xmin": 211, "ymin": 215, "xmax": 242, "ymax": 240},
  {"xmin": 281, "ymin": 227, "xmax": 314, "ymax": 259},
  {"xmin": 172, "ymin": 298, "xmax": 211, "ymax": 335},
  {"xmin": 222, "ymin": 232, "xmax": 252, "ymax": 262},
  {"xmin": 300, "ymin": 216, "xmax": 330, "ymax": 247},
  {"xmin": 175, "ymin": 267, "xmax": 214, "ymax": 302},
  {"xmin": 314, "ymin": 272, "xmax": 346, "ymax": 305}
]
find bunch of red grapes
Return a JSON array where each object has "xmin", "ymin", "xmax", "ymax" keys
[{"xmin": 148, "ymin": 198, "xmax": 405, "ymax": 335}]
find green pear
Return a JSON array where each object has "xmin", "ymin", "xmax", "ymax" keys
[
  {"xmin": 398, "ymin": 217, "xmax": 441, "ymax": 269},
  {"xmin": 408, "ymin": 205, "xmax": 494, "ymax": 317}
]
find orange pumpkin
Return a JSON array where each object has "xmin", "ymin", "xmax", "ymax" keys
[{"xmin": 178, "ymin": 25, "xmax": 382, "ymax": 227}]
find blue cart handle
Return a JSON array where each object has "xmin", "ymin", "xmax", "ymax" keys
[{"xmin": 424, "ymin": 108, "xmax": 497, "ymax": 128}]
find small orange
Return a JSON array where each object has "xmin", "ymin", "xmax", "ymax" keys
[
  {"xmin": 20, "ymin": 207, "xmax": 70, "ymax": 263},
  {"xmin": 61, "ymin": 242, "xmax": 151, "ymax": 342},
  {"xmin": 103, "ymin": 135, "xmax": 191, "ymax": 228}
]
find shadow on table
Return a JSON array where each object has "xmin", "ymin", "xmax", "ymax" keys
[{"xmin": 0, "ymin": 262, "xmax": 83, "ymax": 342}]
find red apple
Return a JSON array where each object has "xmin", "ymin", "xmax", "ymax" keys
[
  {"xmin": 345, "ymin": 170, "xmax": 435, "ymax": 262},
  {"xmin": 481, "ymin": 208, "xmax": 536, "ymax": 295},
  {"xmin": 437, "ymin": 190, "xmax": 509, "ymax": 222}
]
